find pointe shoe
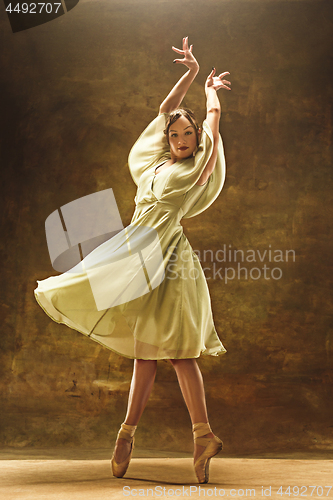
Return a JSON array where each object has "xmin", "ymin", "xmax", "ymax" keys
[
  {"xmin": 111, "ymin": 423, "xmax": 137, "ymax": 478},
  {"xmin": 193, "ymin": 422, "xmax": 223, "ymax": 484}
]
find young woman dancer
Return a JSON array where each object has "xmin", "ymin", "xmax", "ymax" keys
[
  {"xmin": 34, "ymin": 36, "xmax": 230, "ymax": 483},
  {"xmin": 110, "ymin": 37, "xmax": 231, "ymax": 484}
]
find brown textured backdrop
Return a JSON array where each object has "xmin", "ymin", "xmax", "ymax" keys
[{"xmin": 0, "ymin": 0, "xmax": 332, "ymax": 457}]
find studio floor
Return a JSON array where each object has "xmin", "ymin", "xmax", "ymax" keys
[{"xmin": 0, "ymin": 452, "xmax": 332, "ymax": 500}]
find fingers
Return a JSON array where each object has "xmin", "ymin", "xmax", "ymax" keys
[
  {"xmin": 172, "ymin": 46, "xmax": 184, "ymax": 55},
  {"xmin": 218, "ymin": 72, "xmax": 230, "ymax": 78},
  {"xmin": 217, "ymin": 83, "xmax": 232, "ymax": 91},
  {"xmin": 208, "ymin": 67, "xmax": 216, "ymax": 77},
  {"xmin": 220, "ymin": 75, "xmax": 231, "ymax": 88},
  {"xmin": 214, "ymin": 70, "xmax": 231, "ymax": 89},
  {"xmin": 174, "ymin": 37, "xmax": 192, "ymax": 55},
  {"xmin": 172, "ymin": 37, "xmax": 197, "ymax": 67},
  {"xmin": 218, "ymin": 80, "xmax": 231, "ymax": 90}
]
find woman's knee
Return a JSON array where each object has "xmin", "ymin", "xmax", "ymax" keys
[
  {"xmin": 134, "ymin": 359, "xmax": 157, "ymax": 371},
  {"xmin": 169, "ymin": 358, "xmax": 197, "ymax": 368},
  {"xmin": 168, "ymin": 359, "xmax": 182, "ymax": 367}
]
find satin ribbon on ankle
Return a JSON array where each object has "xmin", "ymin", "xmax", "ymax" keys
[
  {"xmin": 117, "ymin": 423, "xmax": 137, "ymax": 442},
  {"xmin": 192, "ymin": 422, "xmax": 212, "ymax": 441}
]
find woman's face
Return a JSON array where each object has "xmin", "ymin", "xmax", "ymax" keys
[{"xmin": 168, "ymin": 115, "xmax": 198, "ymax": 161}]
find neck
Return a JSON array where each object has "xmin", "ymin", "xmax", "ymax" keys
[{"xmin": 169, "ymin": 152, "xmax": 178, "ymax": 163}]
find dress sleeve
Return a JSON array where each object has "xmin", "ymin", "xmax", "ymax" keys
[
  {"xmin": 181, "ymin": 120, "xmax": 226, "ymax": 219},
  {"xmin": 128, "ymin": 113, "xmax": 170, "ymax": 186}
]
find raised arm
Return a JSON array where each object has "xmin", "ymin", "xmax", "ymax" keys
[
  {"xmin": 159, "ymin": 37, "xmax": 199, "ymax": 115},
  {"xmin": 196, "ymin": 68, "xmax": 231, "ymax": 186}
]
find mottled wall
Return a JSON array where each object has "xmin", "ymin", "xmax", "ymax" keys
[{"xmin": 0, "ymin": 0, "xmax": 332, "ymax": 456}]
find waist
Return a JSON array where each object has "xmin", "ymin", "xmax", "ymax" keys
[
  {"xmin": 134, "ymin": 200, "xmax": 184, "ymax": 220},
  {"xmin": 136, "ymin": 199, "xmax": 181, "ymax": 208}
]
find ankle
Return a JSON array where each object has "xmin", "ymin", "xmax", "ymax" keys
[
  {"xmin": 198, "ymin": 432, "xmax": 214, "ymax": 439},
  {"xmin": 192, "ymin": 422, "xmax": 212, "ymax": 441},
  {"xmin": 117, "ymin": 422, "xmax": 137, "ymax": 442}
]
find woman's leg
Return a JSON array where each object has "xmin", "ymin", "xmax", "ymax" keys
[
  {"xmin": 169, "ymin": 358, "xmax": 215, "ymax": 463},
  {"xmin": 114, "ymin": 359, "xmax": 157, "ymax": 463}
]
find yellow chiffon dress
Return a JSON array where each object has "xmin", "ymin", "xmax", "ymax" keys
[{"xmin": 34, "ymin": 113, "xmax": 227, "ymax": 360}]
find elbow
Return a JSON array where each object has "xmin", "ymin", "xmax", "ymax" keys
[{"xmin": 207, "ymin": 106, "xmax": 220, "ymax": 115}]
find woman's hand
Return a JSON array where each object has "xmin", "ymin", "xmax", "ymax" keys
[
  {"xmin": 172, "ymin": 36, "xmax": 199, "ymax": 73},
  {"xmin": 205, "ymin": 68, "xmax": 231, "ymax": 93},
  {"xmin": 158, "ymin": 37, "xmax": 199, "ymax": 114}
]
